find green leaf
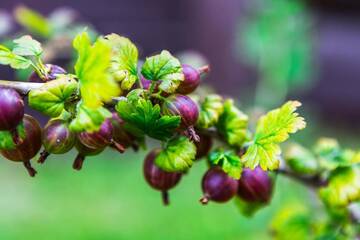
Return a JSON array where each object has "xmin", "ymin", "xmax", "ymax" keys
[
  {"xmin": 0, "ymin": 45, "xmax": 32, "ymax": 69},
  {"xmin": 234, "ymin": 197, "xmax": 267, "ymax": 217},
  {"xmin": 73, "ymin": 31, "xmax": 120, "ymax": 108},
  {"xmin": 197, "ymin": 94, "xmax": 224, "ymax": 129},
  {"xmin": 242, "ymin": 101, "xmax": 306, "ymax": 170},
  {"xmin": 216, "ymin": 99, "xmax": 248, "ymax": 147},
  {"xmin": 314, "ymin": 221, "xmax": 358, "ymax": 240},
  {"xmin": 28, "ymin": 76, "xmax": 78, "ymax": 117},
  {"xmin": 69, "ymin": 102, "xmax": 112, "ymax": 132},
  {"xmin": 284, "ymin": 143, "xmax": 318, "ymax": 175},
  {"xmin": 314, "ymin": 137, "xmax": 339, "ymax": 156},
  {"xmin": 208, "ymin": 149, "xmax": 242, "ymax": 179},
  {"xmin": 0, "ymin": 123, "xmax": 26, "ymax": 150},
  {"xmin": 13, "ymin": 35, "xmax": 43, "ymax": 57},
  {"xmin": 14, "ymin": 6, "xmax": 52, "ymax": 37},
  {"xmin": 141, "ymin": 50, "xmax": 184, "ymax": 93},
  {"xmin": 155, "ymin": 136, "xmax": 196, "ymax": 172},
  {"xmin": 314, "ymin": 138, "xmax": 360, "ymax": 171},
  {"xmin": 319, "ymin": 166, "xmax": 360, "ymax": 208},
  {"xmin": 270, "ymin": 204, "xmax": 313, "ymax": 240},
  {"xmin": 105, "ymin": 33, "xmax": 138, "ymax": 91},
  {"xmin": 116, "ymin": 96, "xmax": 180, "ymax": 140}
]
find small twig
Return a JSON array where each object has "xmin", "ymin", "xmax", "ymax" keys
[
  {"xmin": 0, "ymin": 80, "xmax": 43, "ymax": 95},
  {"xmin": 276, "ymin": 168, "xmax": 327, "ymax": 188}
]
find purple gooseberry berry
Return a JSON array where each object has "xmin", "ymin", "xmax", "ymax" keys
[{"xmin": 143, "ymin": 149, "xmax": 182, "ymax": 205}]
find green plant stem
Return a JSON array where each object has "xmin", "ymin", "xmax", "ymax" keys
[
  {"xmin": 149, "ymin": 81, "xmax": 157, "ymax": 94},
  {"xmin": 150, "ymin": 92, "xmax": 166, "ymax": 102},
  {"xmin": 276, "ymin": 168, "xmax": 326, "ymax": 188}
]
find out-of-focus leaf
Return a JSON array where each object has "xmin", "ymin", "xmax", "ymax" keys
[
  {"xmin": 197, "ymin": 94, "xmax": 224, "ymax": 129},
  {"xmin": 284, "ymin": 142, "xmax": 318, "ymax": 175},
  {"xmin": 319, "ymin": 166, "xmax": 360, "ymax": 208},
  {"xmin": 314, "ymin": 222, "xmax": 358, "ymax": 240},
  {"xmin": 155, "ymin": 136, "xmax": 196, "ymax": 172},
  {"xmin": 0, "ymin": 45, "xmax": 31, "ymax": 69},
  {"xmin": 242, "ymin": 101, "xmax": 306, "ymax": 170},
  {"xmin": 314, "ymin": 138, "xmax": 360, "ymax": 171},
  {"xmin": 314, "ymin": 138, "xmax": 339, "ymax": 156},
  {"xmin": 271, "ymin": 204, "xmax": 313, "ymax": 240},
  {"xmin": 234, "ymin": 197, "xmax": 266, "ymax": 217},
  {"xmin": 216, "ymin": 99, "xmax": 248, "ymax": 147},
  {"xmin": 14, "ymin": 6, "xmax": 52, "ymax": 37},
  {"xmin": 13, "ymin": 35, "xmax": 43, "ymax": 57}
]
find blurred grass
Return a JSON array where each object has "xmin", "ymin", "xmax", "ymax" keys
[{"xmin": 0, "ymin": 148, "xmax": 314, "ymax": 240}]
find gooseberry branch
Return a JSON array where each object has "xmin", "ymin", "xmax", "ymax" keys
[
  {"xmin": 0, "ymin": 32, "xmax": 359, "ymax": 239},
  {"xmin": 0, "ymin": 79, "xmax": 357, "ymax": 215},
  {"xmin": 0, "ymin": 80, "xmax": 352, "ymax": 183}
]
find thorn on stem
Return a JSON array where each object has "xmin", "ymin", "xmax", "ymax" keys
[
  {"xmin": 111, "ymin": 141, "xmax": 126, "ymax": 153},
  {"xmin": 198, "ymin": 65, "xmax": 210, "ymax": 75}
]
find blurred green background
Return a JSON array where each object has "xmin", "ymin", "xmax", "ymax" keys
[{"xmin": 0, "ymin": 149, "xmax": 313, "ymax": 240}]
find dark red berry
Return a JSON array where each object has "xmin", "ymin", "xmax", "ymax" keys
[
  {"xmin": 29, "ymin": 64, "xmax": 67, "ymax": 82},
  {"xmin": 143, "ymin": 149, "xmax": 182, "ymax": 205},
  {"xmin": 72, "ymin": 140, "xmax": 104, "ymax": 171},
  {"xmin": 38, "ymin": 119, "xmax": 76, "ymax": 164},
  {"xmin": 0, "ymin": 114, "xmax": 42, "ymax": 177},
  {"xmin": 195, "ymin": 132, "xmax": 213, "ymax": 159},
  {"xmin": 162, "ymin": 94, "xmax": 200, "ymax": 142},
  {"xmin": 77, "ymin": 119, "xmax": 123, "ymax": 153},
  {"xmin": 0, "ymin": 87, "xmax": 24, "ymax": 131},
  {"xmin": 237, "ymin": 167, "xmax": 273, "ymax": 203},
  {"xmin": 110, "ymin": 112, "xmax": 138, "ymax": 151},
  {"xmin": 177, "ymin": 64, "xmax": 209, "ymax": 94},
  {"xmin": 200, "ymin": 167, "xmax": 238, "ymax": 204},
  {"xmin": 78, "ymin": 119, "xmax": 112, "ymax": 149}
]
